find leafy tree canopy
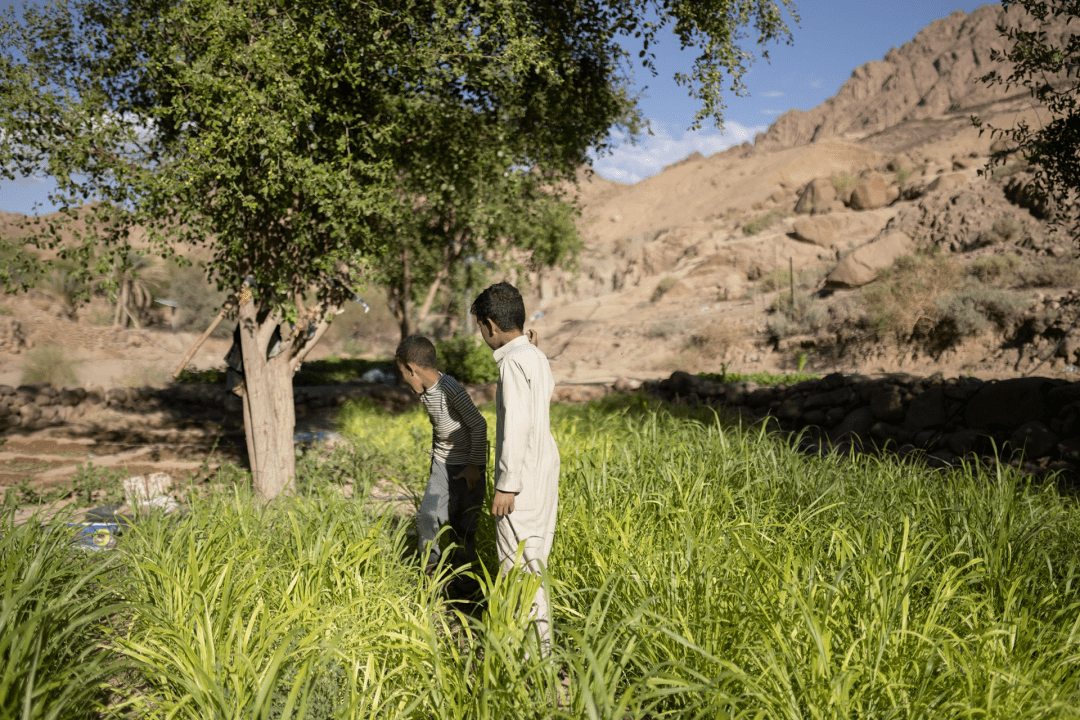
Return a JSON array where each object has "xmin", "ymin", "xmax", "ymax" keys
[
  {"xmin": 0, "ymin": 0, "xmax": 797, "ymax": 496},
  {"xmin": 976, "ymin": 0, "xmax": 1080, "ymax": 225}
]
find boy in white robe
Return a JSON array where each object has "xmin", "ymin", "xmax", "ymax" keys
[{"xmin": 472, "ymin": 282, "xmax": 559, "ymax": 652}]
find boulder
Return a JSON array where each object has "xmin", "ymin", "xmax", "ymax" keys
[
  {"xmin": 947, "ymin": 428, "xmax": 983, "ymax": 457},
  {"xmin": 927, "ymin": 173, "xmax": 966, "ymax": 193},
  {"xmin": 1010, "ymin": 421, "xmax": 1058, "ymax": 459},
  {"xmin": 826, "ymin": 231, "xmax": 914, "ymax": 288},
  {"xmin": 18, "ymin": 403, "xmax": 42, "ymax": 424},
  {"xmin": 792, "ymin": 216, "xmax": 842, "ymax": 249},
  {"xmin": 848, "ymin": 174, "xmax": 889, "ymax": 210},
  {"xmin": 794, "ymin": 178, "xmax": 837, "ymax": 214},
  {"xmin": 964, "ymin": 377, "xmax": 1054, "ymax": 431},
  {"xmin": 870, "ymin": 385, "xmax": 906, "ymax": 423},
  {"xmin": 887, "ymin": 154, "xmax": 913, "ymax": 172},
  {"xmin": 830, "ymin": 406, "xmax": 875, "ymax": 442},
  {"xmin": 904, "ymin": 386, "xmax": 947, "ymax": 431}
]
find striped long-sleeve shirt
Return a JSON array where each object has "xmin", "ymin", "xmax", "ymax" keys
[{"xmin": 420, "ymin": 374, "xmax": 488, "ymax": 466}]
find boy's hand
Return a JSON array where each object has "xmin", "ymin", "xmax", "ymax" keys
[
  {"xmin": 455, "ymin": 464, "xmax": 483, "ymax": 491},
  {"xmin": 491, "ymin": 490, "xmax": 516, "ymax": 517}
]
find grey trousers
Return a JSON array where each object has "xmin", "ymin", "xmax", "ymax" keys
[{"xmin": 417, "ymin": 460, "xmax": 485, "ymax": 571}]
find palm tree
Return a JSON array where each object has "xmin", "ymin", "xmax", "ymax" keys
[{"xmin": 112, "ymin": 253, "xmax": 165, "ymax": 328}]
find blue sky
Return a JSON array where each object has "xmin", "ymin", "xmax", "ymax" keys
[
  {"xmin": 593, "ymin": 0, "xmax": 994, "ymax": 183},
  {"xmin": 2, "ymin": 0, "xmax": 995, "ymax": 214}
]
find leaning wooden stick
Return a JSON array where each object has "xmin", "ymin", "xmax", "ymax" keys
[{"xmin": 171, "ymin": 301, "xmax": 234, "ymax": 378}]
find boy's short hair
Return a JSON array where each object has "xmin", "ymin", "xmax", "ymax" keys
[
  {"xmin": 395, "ymin": 335, "xmax": 439, "ymax": 370},
  {"xmin": 471, "ymin": 282, "xmax": 525, "ymax": 333}
]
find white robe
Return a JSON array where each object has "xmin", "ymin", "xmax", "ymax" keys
[{"xmin": 493, "ymin": 334, "xmax": 560, "ymax": 649}]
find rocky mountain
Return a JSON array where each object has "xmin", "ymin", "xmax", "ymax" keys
[{"xmin": 754, "ymin": 4, "xmax": 1062, "ymax": 151}]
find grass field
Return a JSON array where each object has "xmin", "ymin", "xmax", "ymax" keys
[{"xmin": 6, "ymin": 395, "xmax": 1080, "ymax": 718}]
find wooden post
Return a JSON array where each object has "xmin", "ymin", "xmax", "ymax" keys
[
  {"xmin": 171, "ymin": 302, "xmax": 233, "ymax": 378},
  {"xmin": 789, "ymin": 257, "xmax": 795, "ymax": 315}
]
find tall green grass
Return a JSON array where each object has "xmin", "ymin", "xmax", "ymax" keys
[
  {"xmin": 7, "ymin": 395, "xmax": 1080, "ymax": 717},
  {"xmin": 0, "ymin": 512, "xmax": 124, "ymax": 719}
]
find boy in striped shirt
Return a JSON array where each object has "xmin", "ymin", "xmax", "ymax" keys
[{"xmin": 396, "ymin": 335, "xmax": 488, "ymax": 582}]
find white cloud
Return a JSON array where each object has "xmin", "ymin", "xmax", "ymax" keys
[
  {"xmin": 760, "ymin": 91, "xmax": 784, "ymax": 98},
  {"xmin": 761, "ymin": 109, "xmax": 781, "ymax": 116},
  {"xmin": 591, "ymin": 120, "xmax": 766, "ymax": 185},
  {"xmin": 10, "ymin": 174, "xmax": 48, "ymax": 188}
]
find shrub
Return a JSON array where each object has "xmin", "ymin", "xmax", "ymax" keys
[
  {"xmin": 742, "ymin": 208, "xmax": 789, "ymax": 236},
  {"xmin": 936, "ymin": 285, "xmax": 1030, "ymax": 334},
  {"xmin": 20, "ymin": 344, "xmax": 78, "ymax": 386},
  {"xmin": 175, "ymin": 365, "xmax": 226, "ymax": 384},
  {"xmin": 1017, "ymin": 258, "xmax": 1080, "ymax": 288},
  {"xmin": 435, "ymin": 335, "xmax": 498, "ymax": 384},
  {"xmin": 861, "ymin": 252, "xmax": 962, "ymax": 339},
  {"xmin": 159, "ymin": 261, "xmax": 231, "ymax": 338},
  {"xmin": 831, "ymin": 173, "xmax": 859, "ymax": 192},
  {"xmin": 650, "ymin": 276, "xmax": 677, "ymax": 302},
  {"xmin": 767, "ymin": 292, "xmax": 829, "ymax": 339},
  {"xmin": 967, "ymin": 254, "xmax": 1021, "ymax": 283},
  {"xmin": 990, "ymin": 215, "xmax": 1023, "ymax": 243},
  {"xmin": 894, "ymin": 167, "xmax": 913, "ymax": 185}
]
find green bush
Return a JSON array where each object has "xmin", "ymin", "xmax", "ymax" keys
[
  {"xmin": 767, "ymin": 291, "xmax": 829, "ymax": 339},
  {"xmin": 967, "ymin": 254, "xmax": 1021, "ymax": 283},
  {"xmin": 698, "ymin": 370, "xmax": 820, "ymax": 385},
  {"xmin": 20, "ymin": 344, "xmax": 78, "ymax": 386},
  {"xmin": 742, "ymin": 208, "xmax": 789, "ymax": 236},
  {"xmin": 175, "ymin": 365, "xmax": 226, "ymax": 384},
  {"xmin": 935, "ymin": 285, "xmax": 1030, "ymax": 335},
  {"xmin": 435, "ymin": 335, "xmax": 498, "ymax": 384},
  {"xmin": 1017, "ymin": 257, "xmax": 1080, "ymax": 289},
  {"xmin": 294, "ymin": 356, "xmax": 397, "ymax": 385},
  {"xmin": 650, "ymin": 276, "xmax": 677, "ymax": 302}
]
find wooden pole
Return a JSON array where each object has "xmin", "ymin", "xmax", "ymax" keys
[
  {"xmin": 789, "ymin": 257, "xmax": 795, "ymax": 315},
  {"xmin": 171, "ymin": 302, "xmax": 233, "ymax": 378}
]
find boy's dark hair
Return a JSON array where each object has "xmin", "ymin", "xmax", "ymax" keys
[
  {"xmin": 471, "ymin": 282, "xmax": 525, "ymax": 333},
  {"xmin": 395, "ymin": 335, "xmax": 439, "ymax": 370}
]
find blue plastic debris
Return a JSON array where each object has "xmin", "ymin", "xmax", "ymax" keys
[
  {"xmin": 361, "ymin": 368, "xmax": 394, "ymax": 384},
  {"xmin": 293, "ymin": 430, "xmax": 342, "ymax": 445},
  {"xmin": 70, "ymin": 522, "xmax": 121, "ymax": 550}
]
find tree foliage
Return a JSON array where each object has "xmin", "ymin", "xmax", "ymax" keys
[
  {"xmin": 0, "ymin": 0, "xmax": 797, "ymax": 496},
  {"xmin": 976, "ymin": 0, "xmax": 1080, "ymax": 224}
]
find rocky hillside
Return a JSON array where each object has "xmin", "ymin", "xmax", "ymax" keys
[
  {"xmin": 754, "ymin": 5, "xmax": 1060, "ymax": 151},
  {"xmin": 1, "ymin": 2, "xmax": 1077, "ymax": 390}
]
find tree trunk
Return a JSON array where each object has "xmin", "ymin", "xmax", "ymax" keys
[
  {"xmin": 113, "ymin": 281, "xmax": 127, "ymax": 327},
  {"xmin": 237, "ymin": 298, "xmax": 296, "ymax": 500},
  {"xmin": 394, "ymin": 247, "xmax": 413, "ymax": 340}
]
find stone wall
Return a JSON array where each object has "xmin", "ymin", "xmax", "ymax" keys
[
  {"xmin": 651, "ymin": 371, "xmax": 1080, "ymax": 476},
  {"xmin": 0, "ymin": 381, "xmax": 416, "ymax": 433}
]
